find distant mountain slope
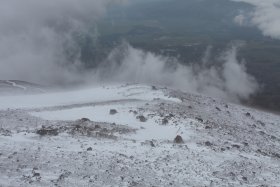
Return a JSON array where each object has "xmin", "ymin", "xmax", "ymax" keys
[{"xmin": 103, "ymin": 0, "xmax": 257, "ymax": 38}]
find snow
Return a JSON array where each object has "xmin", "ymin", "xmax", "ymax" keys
[
  {"xmin": 0, "ymin": 83, "xmax": 280, "ymax": 186},
  {"xmin": 30, "ymin": 102, "xmax": 196, "ymax": 141},
  {"xmin": 0, "ymin": 80, "xmax": 46, "ymax": 95},
  {"xmin": 0, "ymin": 84, "xmax": 180, "ymax": 110},
  {"xmin": 6, "ymin": 80, "xmax": 27, "ymax": 90}
]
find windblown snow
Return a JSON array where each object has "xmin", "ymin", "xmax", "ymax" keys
[{"xmin": 0, "ymin": 83, "xmax": 280, "ymax": 186}]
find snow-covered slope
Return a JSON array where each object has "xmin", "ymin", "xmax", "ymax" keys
[
  {"xmin": 0, "ymin": 84, "xmax": 280, "ymax": 186},
  {"xmin": 0, "ymin": 80, "xmax": 45, "ymax": 95}
]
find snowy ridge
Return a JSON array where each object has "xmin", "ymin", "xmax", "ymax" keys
[
  {"xmin": 0, "ymin": 80, "xmax": 45, "ymax": 95},
  {"xmin": 0, "ymin": 84, "xmax": 179, "ymax": 110},
  {"xmin": 6, "ymin": 80, "xmax": 27, "ymax": 90},
  {"xmin": 0, "ymin": 84, "xmax": 280, "ymax": 186}
]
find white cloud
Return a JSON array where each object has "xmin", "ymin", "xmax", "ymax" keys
[
  {"xmin": 232, "ymin": 0, "xmax": 280, "ymax": 39},
  {"xmin": 93, "ymin": 42, "xmax": 258, "ymax": 102},
  {"xmin": 0, "ymin": 0, "xmax": 259, "ymax": 102},
  {"xmin": 0, "ymin": 0, "xmax": 124, "ymax": 85}
]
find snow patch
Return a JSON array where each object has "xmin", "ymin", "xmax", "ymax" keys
[
  {"xmin": 31, "ymin": 102, "xmax": 195, "ymax": 141},
  {"xmin": 0, "ymin": 84, "xmax": 180, "ymax": 110}
]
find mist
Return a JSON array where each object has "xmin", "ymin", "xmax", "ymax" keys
[
  {"xmin": 0, "ymin": 0, "xmax": 123, "ymax": 85},
  {"xmin": 93, "ymin": 42, "xmax": 258, "ymax": 102},
  {"xmin": 233, "ymin": 0, "xmax": 280, "ymax": 39},
  {"xmin": 0, "ymin": 0, "xmax": 259, "ymax": 103}
]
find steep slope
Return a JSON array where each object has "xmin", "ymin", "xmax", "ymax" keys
[{"xmin": 0, "ymin": 84, "xmax": 279, "ymax": 186}]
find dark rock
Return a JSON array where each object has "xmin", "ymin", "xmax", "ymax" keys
[
  {"xmin": 229, "ymin": 172, "xmax": 235, "ymax": 177},
  {"xmin": 33, "ymin": 173, "xmax": 40, "ymax": 177},
  {"xmin": 36, "ymin": 127, "xmax": 59, "ymax": 136},
  {"xmin": 137, "ymin": 115, "xmax": 147, "ymax": 122},
  {"xmin": 205, "ymin": 126, "xmax": 211, "ymax": 129},
  {"xmin": 243, "ymin": 142, "xmax": 249, "ymax": 146},
  {"xmin": 271, "ymin": 152, "xmax": 280, "ymax": 159},
  {"xmin": 162, "ymin": 118, "xmax": 169, "ymax": 125},
  {"xmin": 81, "ymin": 118, "xmax": 90, "ymax": 122},
  {"xmin": 271, "ymin": 135, "xmax": 276, "ymax": 140},
  {"xmin": 109, "ymin": 109, "xmax": 118, "ymax": 115},
  {"xmin": 129, "ymin": 181, "xmax": 138, "ymax": 186},
  {"xmin": 195, "ymin": 117, "xmax": 203, "ymax": 123},
  {"xmin": 228, "ymin": 172, "xmax": 236, "ymax": 180},
  {"xmin": 0, "ymin": 128, "xmax": 12, "ymax": 136},
  {"xmin": 245, "ymin": 112, "xmax": 251, "ymax": 117},
  {"xmin": 174, "ymin": 135, "xmax": 184, "ymax": 144},
  {"xmin": 168, "ymin": 114, "xmax": 175, "ymax": 118},
  {"xmin": 87, "ymin": 147, "xmax": 93, "ymax": 151},
  {"xmin": 151, "ymin": 86, "xmax": 157, "ymax": 90},
  {"xmin": 57, "ymin": 171, "xmax": 71, "ymax": 181},
  {"xmin": 150, "ymin": 141, "xmax": 155, "ymax": 147},
  {"xmin": 215, "ymin": 107, "xmax": 221, "ymax": 111},
  {"xmin": 95, "ymin": 125, "xmax": 101, "ymax": 129},
  {"xmin": 232, "ymin": 144, "xmax": 240, "ymax": 149},
  {"xmin": 257, "ymin": 149, "xmax": 268, "ymax": 156},
  {"xmin": 205, "ymin": 141, "xmax": 212, "ymax": 146},
  {"xmin": 129, "ymin": 110, "xmax": 138, "ymax": 115}
]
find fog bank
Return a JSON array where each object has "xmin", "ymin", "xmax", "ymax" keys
[
  {"xmin": 92, "ymin": 43, "xmax": 258, "ymax": 102},
  {"xmin": 233, "ymin": 0, "xmax": 280, "ymax": 39},
  {"xmin": 0, "ymin": 0, "xmax": 259, "ymax": 102},
  {"xmin": 0, "ymin": 0, "xmax": 123, "ymax": 85}
]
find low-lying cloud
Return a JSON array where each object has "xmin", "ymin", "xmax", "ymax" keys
[
  {"xmin": 0, "ymin": 0, "xmax": 124, "ymax": 85},
  {"xmin": 233, "ymin": 0, "xmax": 280, "ymax": 39},
  {"xmin": 93, "ymin": 42, "xmax": 258, "ymax": 102},
  {"xmin": 0, "ymin": 0, "xmax": 259, "ymax": 102}
]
